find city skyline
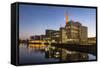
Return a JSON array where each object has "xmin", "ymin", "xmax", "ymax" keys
[{"xmin": 19, "ymin": 4, "xmax": 96, "ymax": 40}]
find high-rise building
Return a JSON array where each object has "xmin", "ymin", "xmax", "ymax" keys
[
  {"xmin": 60, "ymin": 27, "xmax": 67, "ymax": 43},
  {"xmin": 45, "ymin": 13, "xmax": 88, "ymax": 44},
  {"xmin": 65, "ymin": 20, "xmax": 87, "ymax": 44},
  {"xmin": 45, "ymin": 20, "xmax": 88, "ymax": 44},
  {"xmin": 80, "ymin": 26, "xmax": 88, "ymax": 44}
]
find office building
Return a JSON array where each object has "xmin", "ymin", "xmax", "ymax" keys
[
  {"xmin": 65, "ymin": 20, "xmax": 87, "ymax": 44},
  {"xmin": 60, "ymin": 27, "xmax": 67, "ymax": 43}
]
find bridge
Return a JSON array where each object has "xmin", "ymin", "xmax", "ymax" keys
[{"xmin": 51, "ymin": 43, "xmax": 97, "ymax": 56}]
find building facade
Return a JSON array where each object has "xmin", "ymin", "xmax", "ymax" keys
[
  {"xmin": 88, "ymin": 37, "xmax": 96, "ymax": 44},
  {"xmin": 60, "ymin": 27, "xmax": 67, "ymax": 43},
  {"xmin": 80, "ymin": 26, "xmax": 88, "ymax": 44},
  {"xmin": 45, "ymin": 20, "xmax": 88, "ymax": 44},
  {"xmin": 65, "ymin": 20, "xmax": 88, "ymax": 44},
  {"xmin": 45, "ymin": 29, "xmax": 60, "ymax": 43}
]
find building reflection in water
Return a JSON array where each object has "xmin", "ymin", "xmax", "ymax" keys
[
  {"xmin": 28, "ymin": 44, "xmax": 45, "ymax": 53},
  {"xmin": 45, "ymin": 45, "xmax": 89, "ymax": 62},
  {"xmin": 20, "ymin": 43, "xmax": 89, "ymax": 63}
]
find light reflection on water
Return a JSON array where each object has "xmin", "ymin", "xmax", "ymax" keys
[
  {"xmin": 19, "ymin": 44, "xmax": 59, "ymax": 64},
  {"xmin": 19, "ymin": 43, "xmax": 96, "ymax": 64}
]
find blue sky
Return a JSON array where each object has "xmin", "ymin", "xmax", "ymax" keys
[{"xmin": 19, "ymin": 4, "xmax": 96, "ymax": 39}]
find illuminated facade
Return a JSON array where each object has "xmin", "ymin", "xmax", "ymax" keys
[
  {"xmin": 44, "ymin": 13, "xmax": 88, "ymax": 44},
  {"xmin": 88, "ymin": 37, "xmax": 96, "ymax": 44},
  {"xmin": 45, "ymin": 29, "xmax": 60, "ymax": 42},
  {"xmin": 45, "ymin": 20, "xmax": 88, "ymax": 44},
  {"xmin": 65, "ymin": 20, "xmax": 87, "ymax": 44},
  {"xmin": 60, "ymin": 27, "xmax": 67, "ymax": 43}
]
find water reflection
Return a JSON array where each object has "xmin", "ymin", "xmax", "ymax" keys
[
  {"xmin": 45, "ymin": 45, "xmax": 89, "ymax": 62},
  {"xmin": 19, "ymin": 43, "xmax": 96, "ymax": 64}
]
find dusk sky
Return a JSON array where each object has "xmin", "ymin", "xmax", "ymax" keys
[{"xmin": 19, "ymin": 4, "xmax": 96, "ymax": 39}]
